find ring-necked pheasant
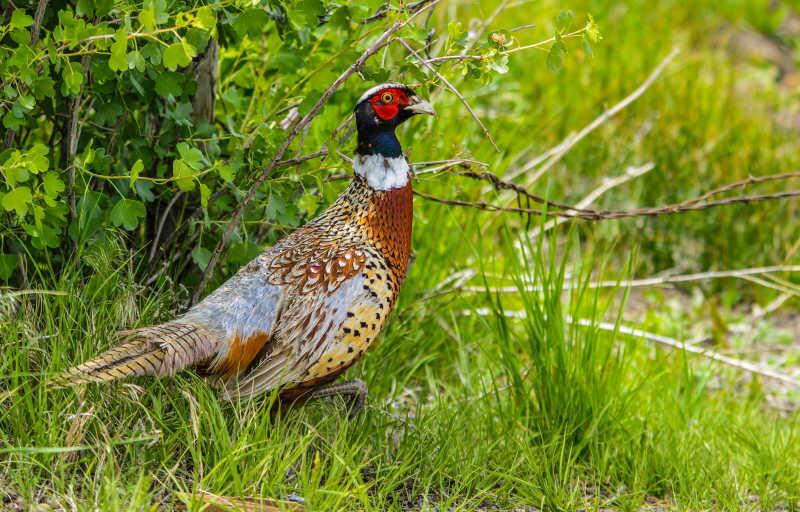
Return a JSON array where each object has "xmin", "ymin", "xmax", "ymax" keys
[{"xmin": 54, "ymin": 83, "xmax": 435, "ymax": 415}]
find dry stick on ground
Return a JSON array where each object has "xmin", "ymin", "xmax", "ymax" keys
[
  {"xmin": 506, "ymin": 48, "xmax": 680, "ymax": 183},
  {"xmin": 575, "ymin": 316, "xmax": 800, "ymax": 387},
  {"xmin": 753, "ymin": 293, "xmax": 793, "ymax": 319},
  {"xmin": 739, "ymin": 274, "xmax": 800, "ymax": 296},
  {"xmin": 466, "ymin": 308, "xmax": 800, "ymax": 388},
  {"xmin": 397, "ymin": 37, "xmax": 500, "ymax": 151},
  {"xmin": 193, "ymin": 0, "xmax": 442, "ymax": 303}
]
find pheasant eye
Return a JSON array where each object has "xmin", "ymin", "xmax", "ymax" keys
[{"xmin": 381, "ymin": 92, "xmax": 394, "ymax": 104}]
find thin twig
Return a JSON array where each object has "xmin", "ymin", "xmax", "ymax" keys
[
  {"xmin": 752, "ymin": 293, "xmax": 793, "ymax": 319},
  {"xmin": 61, "ymin": 55, "xmax": 91, "ymax": 232},
  {"xmin": 149, "ymin": 191, "xmax": 184, "ymax": 263},
  {"xmin": 363, "ymin": 0, "xmax": 432, "ymax": 24},
  {"xmin": 507, "ymin": 48, "xmax": 680, "ymax": 183},
  {"xmin": 420, "ymin": 27, "xmax": 588, "ymax": 65},
  {"xmin": 193, "ymin": 0, "xmax": 443, "ymax": 303},
  {"xmin": 459, "ymin": 0, "xmax": 510, "ymax": 60},
  {"xmin": 398, "ymin": 37, "xmax": 500, "ymax": 151},
  {"xmin": 529, "ymin": 162, "xmax": 655, "ymax": 236},
  {"xmin": 458, "ymin": 265, "xmax": 800, "ymax": 294},
  {"xmin": 577, "ymin": 316, "xmax": 800, "ymax": 387},
  {"xmin": 416, "ymin": 186, "xmax": 800, "ymax": 219}
]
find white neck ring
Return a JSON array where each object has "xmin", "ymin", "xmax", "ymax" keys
[{"xmin": 353, "ymin": 154, "xmax": 410, "ymax": 191}]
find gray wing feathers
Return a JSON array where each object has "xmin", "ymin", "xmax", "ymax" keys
[
  {"xmin": 222, "ymin": 274, "xmax": 366, "ymax": 399},
  {"xmin": 184, "ymin": 257, "xmax": 285, "ymax": 358}
]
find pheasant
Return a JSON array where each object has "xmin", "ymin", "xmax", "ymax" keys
[{"xmin": 54, "ymin": 83, "xmax": 435, "ymax": 415}]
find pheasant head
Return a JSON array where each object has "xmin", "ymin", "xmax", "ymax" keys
[{"xmin": 353, "ymin": 83, "xmax": 435, "ymax": 190}]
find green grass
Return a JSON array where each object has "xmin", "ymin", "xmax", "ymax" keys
[{"xmin": 3, "ymin": 0, "xmax": 800, "ymax": 509}]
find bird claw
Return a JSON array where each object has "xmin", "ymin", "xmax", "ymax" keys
[{"xmin": 307, "ymin": 379, "xmax": 368, "ymax": 419}]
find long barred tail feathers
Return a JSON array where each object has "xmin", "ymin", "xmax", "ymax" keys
[{"xmin": 51, "ymin": 321, "xmax": 218, "ymax": 389}]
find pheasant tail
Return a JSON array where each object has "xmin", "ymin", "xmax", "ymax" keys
[{"xmin": 51, "ymin": 321, "xmax": 218, "ymax": 388}]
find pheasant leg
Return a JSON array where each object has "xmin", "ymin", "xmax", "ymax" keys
[{"xmin": 307, "ymin": 379, "xmax": 368, "ymax": 419}]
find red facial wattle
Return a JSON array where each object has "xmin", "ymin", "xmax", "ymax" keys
[
  {"xmin": 372, "ymin": 102, "xmax": 399, "ymax": 121},
  {"xmin": 369, "ymin": 88, "xmax": 409, "ymax": 121}
]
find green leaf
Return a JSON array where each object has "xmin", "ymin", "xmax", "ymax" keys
[
  {"xmin": 110, "ymin": 198, "xmax": 146, "ymax": 230},
  {"xmin": 585, "ymin": 14, "xmax": 602, "ymax": 43},
  {"xmin": 139, "ymin": 8, "xmax": 156, "ymax": 31},
  {"xmin": 297, "ymin": 193, "xmax": 319, "ymax": 215},
  {"xmin": 128, "ymin": 49, "xmax": 145, "ymax": 72},
  {"xmin": 172, "ymin": 159, "xmax": 196, "ymax": 191},
  {"xmin": 582, "ymin": 33, "xmax": 594, "ymax": 58},
  {"xmin": 70, "ymin": 190, "xmax": 106, "ymax": 242},
  {"xmin": 130, "ymin": 159, "xmax": 143, "ymax": 186},
  {"xmin": 177, "ymin": 142, "xmax": 205, "ymax": 169},
  {"xmin": 145, "ymin": 0, "xmax": 169, "ymax": 25},
  {"xmin": 194, "ymin": 6, "xmax": 216, "ymax": 29},
  {"xmin": 3, "ymin": 110, "xmax": 24, "ymax": 130},
  {"xmin": 2, "ymin": 186, "xmax": 33, "ymax": 217},
  {"xmin": 31, "ymin": 76, "xmax": 55, "ymax": 98},
  {"xmin": 27, "ymin": 144, "xmax": 49, "ymax": 173},
  {"xmin": 10, "ymin": 9, "xmax": 34, "ymax": 29},
  {"xmin": 155, "ymin": 71, "xmax": 183, "ymax": 98},
  {"xmin": 42, "ymin": 172, "xmax": 65, "ymax": 197},
  {"xmin": 109, "ymin": 31, "xmax": 128, "ymax": 72},
  {"xmin": 233, "ymin": 8, "xmax": 270, "ymax": 39},
  {"xmin": 94, "ymin": 102, "xmax": 123, "ymax": 125},
  {"xmin": 217, "ymin": 163, "xmax": 235, "ymax": 182},
  {"xmin": 199, "ymin": 182, "xmax": 210, "ymax": 208},
  {"xmin": 547, "ymin": 39, "xmax": 567, "ymax": 73},
  {"xmin": 555, "ymin": 10, "xmax": 574, "ymax": 32},
  {"xmin": 489, "ymin": 54, "xmax": 510, "ymax": 74},
  {"xmin": 0, "ymin": 253, "xmax": 19, "ymax": 280},
  {"xmin": 62, "ymin": 61, "xmax": 84, "ymax": 96},
  {"xmin": 17, "ymin": 94, "xmax": 35, "ymax": 110},
  {"xmin": 191, "ymin": 245, "xmax": 212, "ymax": 270},
  {"xmin": 141, "ymin": 42, "xmax": 162, "ymax": 65},
  {"xmin": 135, "ymin": 180, "xmax": 155, "ymax": 202},
  {"xmin": 163, "ymin": 40, "xmax": 196, "ymax": 71}
]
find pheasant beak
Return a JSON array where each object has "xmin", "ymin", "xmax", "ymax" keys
[{"xmin": 405, "ymin": 96, "xmax": 436, "ymax": 116}]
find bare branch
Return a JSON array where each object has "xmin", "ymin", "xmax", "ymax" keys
[
  {"xmin": 30, "ymin": 0, "xmax": 49, "ymax": 45},
  {"xmin": 459, "ymin": 265, "xmax": 800, "ymax": 294},
  {"xmin": 149, "ymin": 191, "xmax": 184, "ymax": 264},
  {"xmin": 529, "ymin": 162, "xmax": 656, "ymax": 236},
  {"xmin": 420, "ymin": 27, "xmax": 588, "ymax": 65},
  {"xmin": 415, "ymin": 186, "xmax": 800, "ymax": 220}
]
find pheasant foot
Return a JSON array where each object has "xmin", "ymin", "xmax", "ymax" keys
[{"xmin": 307, "ymin": 379, "xmax": 368, "ymax": 419}]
